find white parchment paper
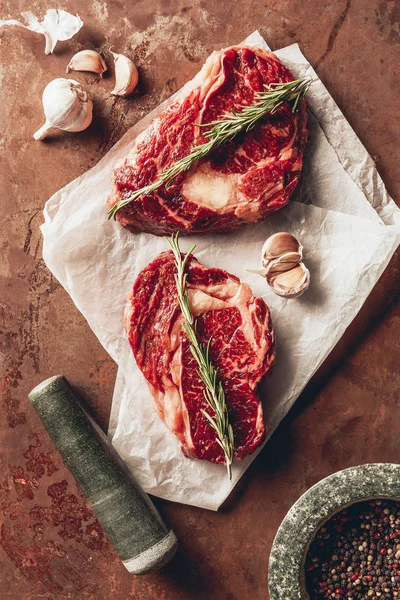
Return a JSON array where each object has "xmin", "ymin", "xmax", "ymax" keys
[{"xmin": 41, "ymin": 32, "xmax": 400, "ymax": 510}]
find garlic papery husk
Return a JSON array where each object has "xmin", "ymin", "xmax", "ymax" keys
[
  {"xmin": 0, "ymin": 10, "xmax": 83, "ymax": 55},
  {"xmin": 268, "ymin": 263, "xmax": 310, "ymax": 298},
  {"xmin": 67, "ymin": 50, "xmax": 107, "ymax": 77},
  {"xmin": 246, "ymin": 268, "xmax": 268, "ymax": 276},
  {"xmin": 261, "ymin": 232, "xmax": 302, "ymax": 267},
  {"xmin": 110, "ymin": 50, "xmax": 139, "ymax": 97},
  {"xmin": 33, "ymin": 78, "xmax": 93, "ymax": 141}
]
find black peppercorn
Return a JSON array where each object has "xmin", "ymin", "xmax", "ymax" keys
[{"xmin": 305, "ymin": 499, "xmax": 400, "ymax": 600}]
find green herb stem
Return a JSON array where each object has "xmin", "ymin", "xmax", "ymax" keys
[{"xmin": 166, "ymin": 233, "xmax": 234, "ymax": 479}]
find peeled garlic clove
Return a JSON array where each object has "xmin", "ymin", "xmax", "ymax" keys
[
  {"xmin": 268, "ymin": 263, "xmax": 310, "ymax": 298},
  {"xmin": 33, "ymin": 78, "xmax": 93, "ymax": 141},
  {"xmin": 66, "ymin": 50, "xmax": 107, "ymax": 77},
  {"xmin": 261, "ymin": 232, "xmax": 302, "ymax": 267},
  {"xmin": 110, "ymin": 50, "xmax": 139, "ymax": 97}
]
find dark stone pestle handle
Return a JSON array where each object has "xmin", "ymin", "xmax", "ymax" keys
[{"xmin": 29, "ymin": 375, "xmax": 178, "ymax": 575}]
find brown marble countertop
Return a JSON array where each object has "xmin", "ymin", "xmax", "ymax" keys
[{"xmin": 1, "ymin": 1, "xmax": 399, "ymax": 598}]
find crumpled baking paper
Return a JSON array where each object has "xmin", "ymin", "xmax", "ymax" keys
[{"xmin": 41, "ymin": 31, "xmax": 400, "ymax": 511}]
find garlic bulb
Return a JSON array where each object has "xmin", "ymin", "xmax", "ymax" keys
[
  {"xmin": 255, "ymin": 232, "xmax": 310, "ymax": 298},
  {"xmin": 110, "ymin": 50, "xmax": 139, "ymax": 97},
  {"xmin": 66, "ymin": 50, "xmax": 107, "ymax": 77},
  {"xmin": 33, "ymin": 78, "xmax": 93, "ymax": 141}
]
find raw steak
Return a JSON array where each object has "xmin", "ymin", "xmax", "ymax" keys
[
  {"xmin": 125, "ymin": 251, "xmax": 275, "ymax": 465},
  {"xmin": 109, "ymin": 45, "xmax": 308, "ymax": 236}
]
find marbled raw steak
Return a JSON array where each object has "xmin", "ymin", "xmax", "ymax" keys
[
  {"xmin": 109, "ymin": 45, "xmax": 308, "ymax": 235},
  {"xmin": 125, "ymin": 251, "xmax": 276, "ymax": 464}
]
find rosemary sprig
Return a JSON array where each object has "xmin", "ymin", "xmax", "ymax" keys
[
  {"xmin": 108, "ymin": 77, "xmax": 311, "ymax": 219},
  {"xmin": 166, "ymin": 233, "xmax": 234, "ymax": 479}
]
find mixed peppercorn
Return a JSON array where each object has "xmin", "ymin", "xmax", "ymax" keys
[{"xmin": 305, "ymin": 499, "xmax": 400, "ymax": 600}]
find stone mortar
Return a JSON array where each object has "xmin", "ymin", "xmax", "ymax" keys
[{"xmin": 268, "ymin": 464, "xmax": 400, "ymax": 600}]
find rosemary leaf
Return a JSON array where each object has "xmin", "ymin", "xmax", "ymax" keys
[
  {"xmin": 165, "ymin": 233, "xmax": 234, "ymax": 479},
  {"xmin": 108, "ymin": 77, "xmax": 311, "ymax": 219}
]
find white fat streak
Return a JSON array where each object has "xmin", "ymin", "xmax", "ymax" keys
[{"xmin": 182, "ymin": 168, "xmax": 239, "ymax": 211}]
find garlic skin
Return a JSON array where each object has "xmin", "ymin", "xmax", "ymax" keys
[
  {"xmin": 257, "ymin": 232, "xmax": 310, "ymax": 299},
  {"xmin": 33, "ymin": 78, "xmax": 93, "ymax": 141},
  {"xmin": 110, "ymin": 50, "xmax": 139, "ymax": 97},
  {"xmin": 67, "ymin": 50, "xmax": 107, "ymax": 77},
  {"xmin": 0, "ymin": 10, "xmax": 83, "ymax": 55}
]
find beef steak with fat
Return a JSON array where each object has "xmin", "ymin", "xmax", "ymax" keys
[
  {"xmin": 125, "ymin": 251, "xmax": 275, "ymax": 464},
  {"xmin": 109, "ymin": 45, "xmax": 308, "ymax": 236}
]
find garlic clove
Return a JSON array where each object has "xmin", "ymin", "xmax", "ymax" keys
[
  {"xmin": 264, "ymin": 251, "xmax": 303, "ymax": 275},
  {"xmin": 110, "ymin": 50, "xmax": 139, "ymax": 97},
  {"xmin": 268, "ymin": 263, "xmax": 310, "ymax": 298},
  {"xmin": 33, "ymin": 78, "xmax": 93, "ymax": 141},
  {"xmin": 261, "ymin": 232, "xmax": 302, "ymax": 267},
  {"xmin": 66, "ymin": 50, "xmax": 108, "ymax": 77}
]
